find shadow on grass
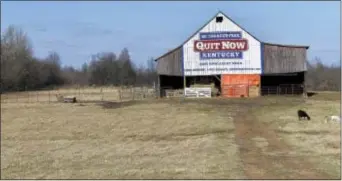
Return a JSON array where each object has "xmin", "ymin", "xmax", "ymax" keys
[
  {"xmin": 97, "ymin": 96, "xmax": 309, "ymax": 110},
  {"xmin": 276, "ymin": 129, "xmax": 331, "ymax": 135},
  {"xmin": 100, "ymin": 100, "xmax": 142, "ymax": 109},
  {"xmin": 123, "ymin": 128, "xmax": 235, "ymax": 141},
  {"xmin": 307, "ymin": 92, "xmax": 318, "ymax": 97},
  {"xmin": 307, "ymin": 91, "xmax": 340, "ymax": 101}
]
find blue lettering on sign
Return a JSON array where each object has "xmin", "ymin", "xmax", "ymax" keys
[
  {"xmin": 199, "ymin": 31, "xmax": 242, "ymax": 40},
  {"xmin": 200, "ymin": 51, "xmax": 243, "ymax": 59}
]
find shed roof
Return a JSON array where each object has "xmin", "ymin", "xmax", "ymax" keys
[{"xmin": 155, "ymin": 11, "xmax": 309, "ymax": 61}]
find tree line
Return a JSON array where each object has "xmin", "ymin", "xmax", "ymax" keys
[
  {"xmin": 0, "ymin": 25, "xmax": 340, "ymax": 93},
  {"xmin": 0, "ymin": 25, "xmax": 157, "ymax": 93},
  {"xmin": 306, "ymin": 57, "xmax": 340, "ymax": 91}
]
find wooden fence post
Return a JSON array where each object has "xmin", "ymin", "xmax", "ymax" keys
[
  {"xmin": 119, "ymin": 87, "xmax": 122, "ymax": 102},
  {"xmin": 78, "ymin": 86, "xmax": 81, "ymax": 101},
  {"xmin": 100, "ymin": 87, "xmax": 103, "ymax": 102},
  {"xmin": 27, "ymin": 89, "xmax": 30, "ymax": 103}
]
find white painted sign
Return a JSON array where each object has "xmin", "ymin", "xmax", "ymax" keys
[
  {"xmin": 185, "ymin": 87, "xmax": 211, "ymax": 98},
  {"xmin": 183, "ymin": 13, "xmax": 262, "ymax": 76}
]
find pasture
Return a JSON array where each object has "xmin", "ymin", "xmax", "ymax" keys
[{"xmin": 1, "ymin": 90, "xmax": 340, "ymax": 179}]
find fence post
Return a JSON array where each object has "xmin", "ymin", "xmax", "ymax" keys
[
  {"xmin": 101, "ymin": 87, "xmax": 104, "ymax": 102},
  {"xmin": 118, "ymin": 87, "xmax": 122, "ymax": 102},
  {"xmin": 78, "ymin": 86, "xmax": 81, "ymax": 101},
  {"xmin": 27, "ymin": 88, "xmax": 30, "ymax": 103},
  {"xmin": 48, "ymin": 90, "xmax": 51, "ymax": 103},
  {"xmin": 132, "ymin": 87, "xmax": 134, "ymax": 100}
]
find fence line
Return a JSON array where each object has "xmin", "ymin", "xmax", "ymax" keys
[
  {"xmin": 1, "ymin": 86, "xmax": 158, "ymax": 103},
  {"xmin": 1, "ymin": 84, "xmax": 306, "ymax": 103},
  {"xmin": 159, "ymin": 84, "xmax": 304, "ymax": 98},
  {"xmin": 261, "ymin": 84, "xmax": 304, "ymax": 96}
]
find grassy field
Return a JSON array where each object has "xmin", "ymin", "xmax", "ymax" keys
[
  {"xmin": 1, "ymin": 91, "xmax": 340, "ymax": 179},
  {"xmin": 255, "ymin": 93, "xmax": 341, "ymax": 178}
]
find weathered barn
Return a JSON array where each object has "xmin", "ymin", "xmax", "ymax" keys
[{"xmin": 155, "ymin": 11, "xmax": 309, "ymax": 98}]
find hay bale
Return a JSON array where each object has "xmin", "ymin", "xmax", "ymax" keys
[{"xmin": 191, "ymin": 83, "xmax": 218, "ymax": 96}]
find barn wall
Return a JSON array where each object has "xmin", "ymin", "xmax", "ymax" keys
[
  {"xmin": 221, "ymin": 74, "xmax": 260, "ymax": 85},
  {"xmin": 221, "ymin": 74, "xmax": 261, "ymax": 98},
  {"xmin": 183, "ymin": 12, "xmax": 261, "ymax": 76},
  {"xmin": 263, "ymin": 44, "xmax": 307, "ymax": 74},
  {"xmin": 156, "ymin": 47, "xmax": 183, "ymax": 76}
]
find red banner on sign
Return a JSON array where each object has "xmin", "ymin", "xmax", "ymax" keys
[{"xmin": 194, "ymin": 39, "xmax": 249, "ymax": 52}]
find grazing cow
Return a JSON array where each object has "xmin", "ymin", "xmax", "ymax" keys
[{"xmin": 297, "ymin": 110, "xmax": 311, "ymax": 120}]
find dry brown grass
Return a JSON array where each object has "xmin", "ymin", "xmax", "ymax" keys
[
  {"xmin": 1, "ymin": 91, "xmax": 340, "ymax": 179},
  {"xmin": 1, "ymin": 100, "xmax": 245, "ymax": 179},
  {"xmin": 255, "ymin": 92, "xmax": 341, "ymax": 178}
]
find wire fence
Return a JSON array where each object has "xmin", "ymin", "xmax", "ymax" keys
[
  {"xmin": 1, "ymin": 86, "xmax": 158, "ymax": 103},
  {"xmin": 261, "ymin": 84, "xmax": 304, "ymax": 96},
  {"xmin": 158, "ymin": 84, "xmax": 305, "ymax": 98},
  {"xmin": 1, "ymin": 84, "xmax": 306, "ymax": 103}
]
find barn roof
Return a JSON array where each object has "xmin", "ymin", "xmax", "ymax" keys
[
  {"xmin": 155, "ymin": 11, "xmax": 309, "ymax": 62},
  {"xmin": 262, "ymin": 42, "xmax": 309, "ymax": 49}
]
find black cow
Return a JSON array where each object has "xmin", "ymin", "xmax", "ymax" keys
[{"xmin": 297, "ymin": 110, "xmax": 311, "ymax": 120}]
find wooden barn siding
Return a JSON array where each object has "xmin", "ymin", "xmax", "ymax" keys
[
  {"xmin": 156, "ymin": 47, "xmax": 183, "ymax": 76},
  {"xmin": 263, "ymin": 44, "xmax": 307, "ymax": 74}
]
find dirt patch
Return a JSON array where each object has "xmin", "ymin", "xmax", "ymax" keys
[{"xmin": 233, "ymin": 107, "xmax": 333, "ymax": 179}]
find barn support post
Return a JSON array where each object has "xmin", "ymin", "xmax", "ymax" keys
[
  {"xmin": 213, "ymin": 75, "xmax": 221, "ymax": 82},
  {"xmin": 303, "ymin": 71, "xmax": 308, "ymax": 98},
  {"xmin": 183, "ymin": 74, "xmax": 186, "ymax": 99},
  {"xmin": 157, "ymin": 76, "xmax": 161, "ymax": 98},
  {"xmin": 259, "ymin": 76, "xmax": 262, "ymax": 96},
  {"xmin": 277, "ymin": 86, "xmax": 280, "ymax": 95}
]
